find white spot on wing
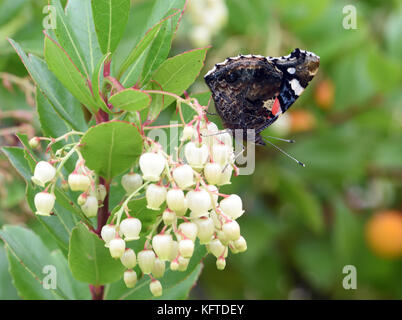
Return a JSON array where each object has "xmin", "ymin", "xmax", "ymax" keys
[
  {"xmin": 290, "ymin": 79, "xmax": 304, "ymax": 96},
  {"xmin": 287, "ymin": 67, "xmax": 296, "ymax": 74}
]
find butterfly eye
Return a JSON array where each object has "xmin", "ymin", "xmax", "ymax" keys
[{"xmin": 225, "ymin": 72, "xmax": 238, "ymax": 83}]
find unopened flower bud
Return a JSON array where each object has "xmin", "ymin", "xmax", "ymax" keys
[
  {"xmin": 222, "ymin": 220, "xmax": 241, "ymax": 241},
  {"xmin": 181, "ymin": 125, "xmax": 195, "ymax": 141},
  {"xmin": 139, "ymin": 152, "xmax": 166, "ymax": 182},
  {"xmin": 219, "ymin": 194, "xmax": 244, "ymax": 219},
  {"xmin": 150, "ymin": 279, "xmax": 162, "ymax": 297},
  {"xmin": 184, "ymin": 142, "xmax": 209, "ymax": 169},
  {"xmin": 123, "ymin": 270, "xmax": 137, "ymax": 288},
  {"xmin": 119, "ymin": 217, "xmax": 141, "ymax": 241},
  {"xmin": 186, "ymin": 189, "xmax": 211, "ymax": 217},
  {"xmin": 68, "ymin": 173, "xmax": 91, "ymax": 192},
  {"xmin": 218, "ymin": 165, "xmax": 233, "ymax": 186},
  {"xmin": 179, "ymin": 239, "xmax": 194, "ymax": 258},
  {"xmin": 216, "ymin": 257, "xmax": 226, "ymax": 270},
  {"xmin": 208, "ymin": 238, "xmax": 226, "ymax": 258},
  {"xmin": 152, "ymin": 258, "xmax": 165, "ymax": 278},
  {"xmin": 146, "ymin": 184, "xmax": 167, "ymax": 210},
  {"xmin": 109, "ymin": 237, "xmax": 126, "ymax": 258},
  {"xmin": 172, "ymin": 164, "xmax": 194, "ymax": 189},
  {"xmin": 34, "ymin": 192, "xmax": 55, "ymax": 216},
  {"xmin": 203, "ymin": 162, "xmax": 222, "ymax": 185},
  {"xmin": 120, "ymin": 248, "xmax": 137, "ymax": 268},
  {"xmin": 96, "ymin": 184, "xmax": 107, "ymax": 202},
  {"xmin": 234, "ymin": 236, "xmax": 247, "ymax": 252},
  {"xmin": 32, "ymin": 161, "xmax": 56, "ymax": 187},
  {"xmin": 166, "ymin": 188, "xmax": 186, "ymax": 212},
  {"xmin": 121, "ymin": 173, "xmax": 143, "ymax": 194},
  {"xmin": 81, "ymin": 195, "xmax": 98, "ymax": 218},
  {"xmin": 196, "ymin": 217, "xmax": 215, "ymax": 244},
  {"xmin": 101, "ymin": 224, "xmax": 116, "ymax": 247},
  {"xmin": 137, "ymin": 250, "xmax": 156, "ymax": 274},
  {"xmin": 178, "ymin": 256, "xmax": 190, "ymax": 271},
  {"xmin": 152, "ymin": 234, "xmax": 173, "ymax": 261},
  {"xmin": 29, "ymin": 137, "xmax": 39, "ymax": 149},
  {"xmin": 162, "ymin": 209, "xmax": 176, "ymax": 225},
  {"xmin": 178, "ymin": 222, "xmax": 198, "ymax": 241},
  {"xmin": 77, "ymin": 193, "xmax": 87, "ymax": 206},
  {"xmin": 170, "ymin": 259, "xmax": 179, "ymax": 271}
]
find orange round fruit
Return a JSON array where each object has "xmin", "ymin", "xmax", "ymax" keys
[
  {"xmin": 365, "ymin": 210, "xmax": 402, "ymax": 259},
  {"xmin": 314, "ymin": 79, "xmax": 334, "ymax": 110}
]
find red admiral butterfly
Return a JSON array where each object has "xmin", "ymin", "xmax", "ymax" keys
[{"xmin": 204, "ymin": 48, "xmax": 320, "ymax": 146}]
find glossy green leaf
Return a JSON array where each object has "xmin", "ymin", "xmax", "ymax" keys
[
  {"xmin": 9, "ymin": 39, "xmax": 87, "ymax": 131},
  {"xmin": 68, "ymin": 223, "xmax": 125, "ymax": 285},
  {"xmin": 80, "ymin": 121, "xmax": 143, "ymax": 181},
  {"xmin": 109, "ymin": 89, "xmax": 151, "ymax": 112},
  {"xmin": 105, "ymin": 244, "xmax": 205, "ymax": 300},
  {"xmin": 0, "ymin": 225, "xmax": 89, "ymax": 299},
  {"xmin": 44, "ymin": 36, "xmax": 98, "ymax": 112},
  {"xmin": 91, "ymin": 0, "xmax": 131, "ymax": 54},
  {"xmin": 0, "ymin": 245, "xmax": 19, "ymax": 300},
  {"xmin": 149, "ymin": 48, "xmax": 208, "ymax": 108},
  {"xmin": 65, "ymin": 0, "xmax": 103, "ymax": 75}
]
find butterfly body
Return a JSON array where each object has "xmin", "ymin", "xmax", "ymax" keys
[{"xmin": 204, "ymin": 49, "xmax": 320, "ymax": 145}]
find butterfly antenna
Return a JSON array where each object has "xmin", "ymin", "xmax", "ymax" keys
[
  {"xmin": 264, "ymin": 135, "xmax": 295, "ymax": 143},
  {"xmin": 201, "ymin": 129, "xmax": 231, "ymax": 137},
  {"xmin": 263, "ymin": 137, "xmax": 305, "ymax": 167},
  {"xmin": 221, "ymin": 145, "xmax": 245, "ymax": 173}
]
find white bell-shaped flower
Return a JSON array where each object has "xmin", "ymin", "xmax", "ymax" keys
[
  {"xmin": 218, "ymin": 164, "xmax": 233, "ymax": 185},
  {"xmin": 178, "ymin": 239, "xmax": 194, "ymax": 258},
  {"xmin": 123, "ymin": 269, "xmax": 137, "ymax": 288},
  {"xmin": 172, "ymin": 164, "xmax": 194, "ymax": 189},
  {"xmin": 186, "ymin": 189, "xmax": 211, "ymax": 216},
  {"xmin": 162, "ymin": 209, "xmax": 176, "ymax": 225},
  {"xmin": 34, "ymin": 192, "xmax": 55, "ymax": 216},
  {"xmin": 96, "ymin": 184, "xmax": 107, "ymax": 202},
  {"xmin": 175, "ymin": 199, "xmax": 188, "ymax": 217},
  {"xmin": 170, "ymin": 259, "xmax": 179, "ymax": 271},
  {"xmin": 152, "ymin": 234, "xmax": 173, "ymax": 261},
  {"xmin": 166, "ymin": 188, "xmax": 186, "ymax": 212},
  {"xmin": 178, "ymin": 222, "xmax": 198, "ymax": 241},
  {"xmin": 212, "ymin": 144, "xmax": 230, "ymax": 166},
  {"xmin": 68, "ymin": 173, "xmax": 91, "ymax": 192},
  {"xmin": 137, "ymin": 250, "xmax": 156, "ymax": 274},
  {"xmin": 81, "ymin": 195, "xmax": 98, "ymax": 218},
  {"xmin": 150, "ymin": 279, "xmax": 162, "ymax": 297},
  {"xmin": 204, "ymin": 162, "xmax": 222, "ymax": 185},
  {"xmin": 109, "ymin": 237, "xmax": 126, "ymax": 258},
  {"xmin": 101, "ymin": 224, "xmax": 116, "ymax": 247},
  {"xmin": 217, "ymin": 230, "xmax": 230, "ymax": 246},
  {"xmin": 222, "ymin": 220, "xmax": 241, "ymax": 241},
  {"xmin": 178, "ymin": 256, "xmax": 190, "ymax": 271},
  {"xmin": 119, "ymin": 217, "xmax": 141, "ymax": 241},
  {"xmin": 219, "ymin": 194, "xmax": 244, "ymax": 219},
  {"xmin": 204, "ymin": 185, "xmax": 218, "ymax": 209},
  {"xmin": 216, "ymin": 257, "xmax": 226, "ymax": 270},
  {"xmin": 139, "ymin": 152, "xmax": 166, "ymax": 182},
  {"xmin": 201, "ymin": 121, "xmax": 219, "ymax": 146},
  {"xmin": 184, "ymin": 142, "xmax": 209, "ymax": 169},
  {"xmin": 216, "ymin": 131, "xmax": 233, "ymax": 148},
  {"xmin": 181, "ymin": 125, "xmax": 195, "ymax": 141},
  {"xmin": 146, "ymin": 184, "xmax": 167, "ymax": 210},
  {"xmin": 234, "ymin": 236, "xmax": 247, "ymax": 252},
  {"xmin": 32, "ymin": 161, "xmax": 56, "ymax": 187},
  {"xmin": 196, "ymin": 217, "xmax": 215, "ymax": 244},
  {"xmin": 121, "ymin": 173, "xmax": 143, "ymax": 194},
  {"xmin": 169, "ymin": 241, "xmax": 179, "ymax": 261},
  {"xmin": 120, "ymin": 248, "xmax": 137, "ymax": 269},
  {"xmin": 152, "ymin": 258, "xmax": 165, "ymax": 278},
  {"xmin": 208, "ymin": 238, "xmax": 226, "ymax": 258}
]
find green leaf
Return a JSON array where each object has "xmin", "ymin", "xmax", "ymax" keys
[
  {"xmin": 0, "ymin": 225, "xmax": 89, "ymax": 299},
  {"xmin": 65, "ymin": 0, "xmax": 103, "ymax": 75},
  {"xmin": 44, "ymin": 35, "xmax": 98, "ymax": 112},
  {"xmin": 68, "ymin": 223, "xmax": 125, "ymax": 285},
  {"xmin": 127, "ymin": 198, "xmax": 164, "ymax": 236},
  {"xmin": 146, "ymin": 81, "xmax": 165, "ymax": 123},
  {"xmin": 1, "ymin": 147, "xmax": 32, "ymax": 181},
  {"xmin": 0, "ymin": 0, "xmax": 29, "ymax": 27},
  {"xmin": 0, "ymin": 245, "xmax": 19, "ymax": 300},
  {"xmin": 148, "ymin": 48, "xmax": 209, "ymax": 108},
  {"xmin": 105, "ymin": 244, "xmax": 206, "ymax": 300},
  {"xmin": 109, "ymin": 89, "xmax": 151, "ymax": 112},
  {"xmin": 119, "ymin": 21, "xmax": 163, "ymax": 86},
  {"xmin": 51, "ymin": 0, "xmax": 91, "ymax": 78},
  {"xmin": 92, "ymin": 53, "xmax": 111, "ymax": 113},
  {"xmin": 91, "ymin": 0, "xmax": 131, "ymax": 54},
  {"xmin": 80, "ymin": 121, "xmax": 143, "ymax": 181},
  {"xmin": 9, "ymin": 39, "xmax": 87, "ymax": 131}
]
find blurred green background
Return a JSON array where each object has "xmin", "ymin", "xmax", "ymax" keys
[{"xmin": 1, "ymin": 0, "xmax": 402, "ymax": 299}]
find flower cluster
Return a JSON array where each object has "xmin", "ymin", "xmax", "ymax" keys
[{"xmin": 102, "ymin": 114, "xmax": 247, "ymax": 297}]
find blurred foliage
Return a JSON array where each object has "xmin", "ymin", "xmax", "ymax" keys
[{"xmin": 1, "ymin": 0, "xmax": 402, "ymax": 299}]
